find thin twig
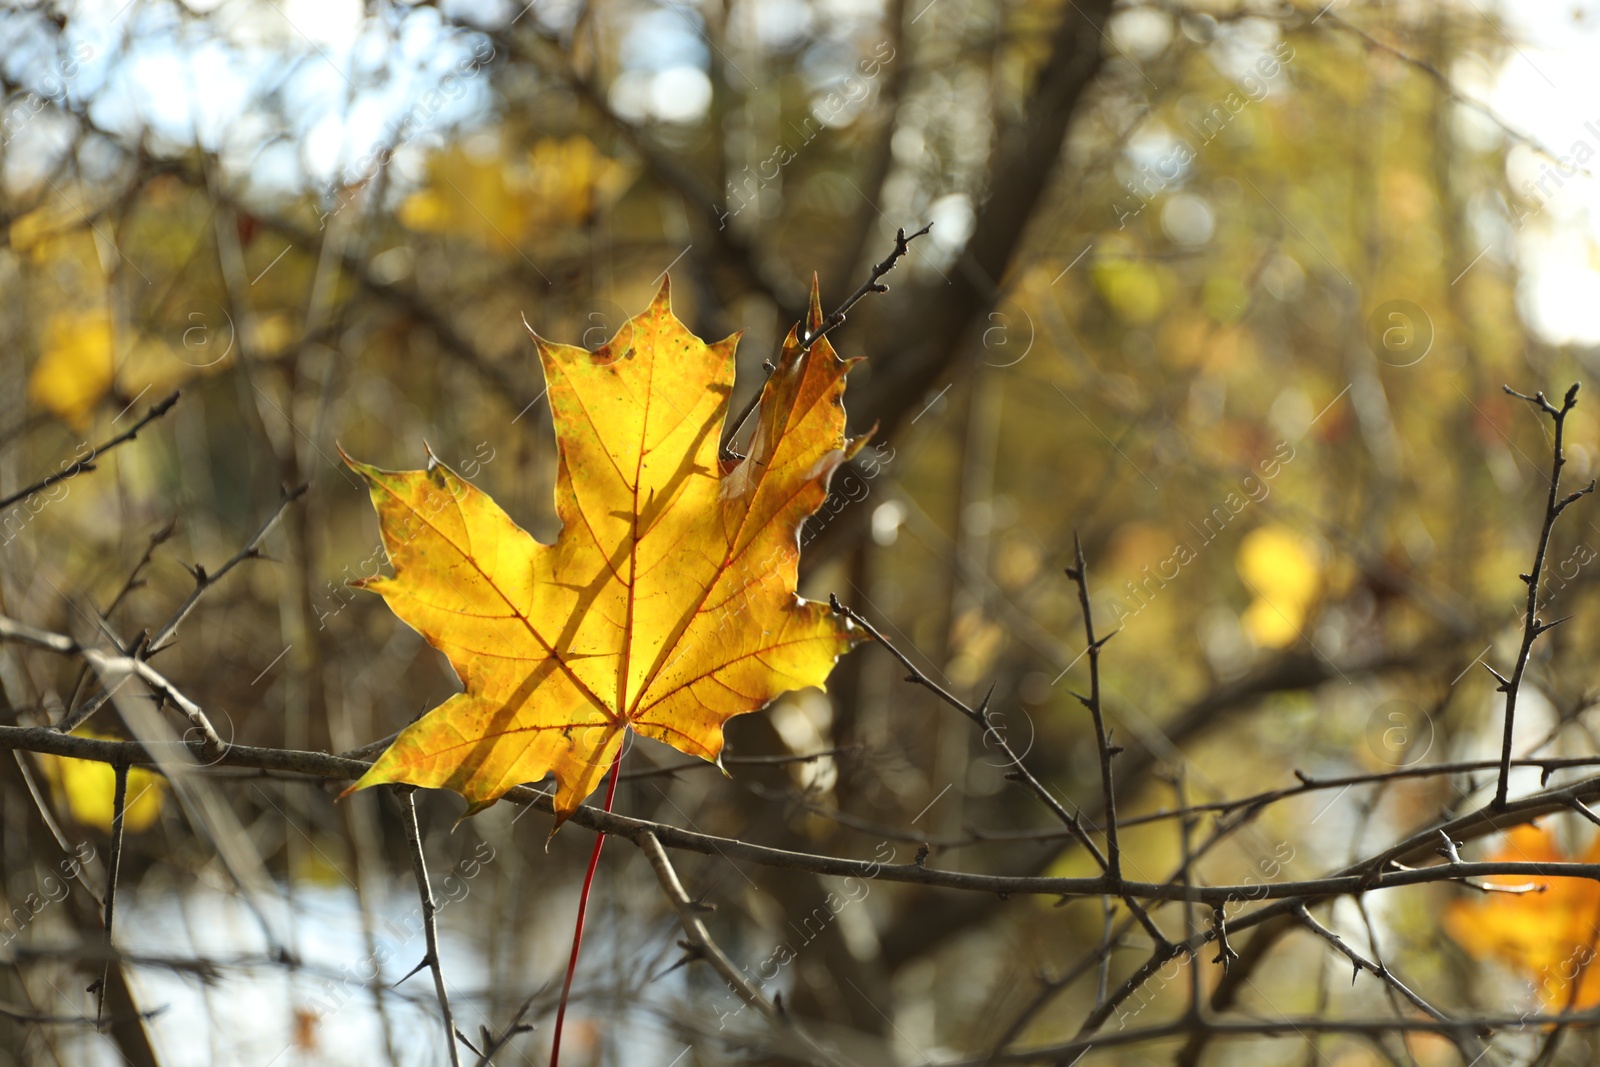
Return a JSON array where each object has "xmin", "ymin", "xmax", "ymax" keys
[
  {"xmin": 145, "ymin": 482, "xmax": 309, "ymax": 657},
  {"xmin": 93, "ymin": 762, "xmax": 130, "ymax": 1022},
  {"xmin": 0, "ymin": 391, "xmax": 180, "ymax": 511},
  {"xmin": 636, "ymin": 831, "xmax": 848, "ymax": 1067},
  {"xmin": 1495, "ymin": 383, "xmax": 1594, "ymax": 809},
  {"xmin": 620, "ymin": 745, "xmax": 860, "ymax": 782},
  {"xmin": 1065, "ymin": 533, "xmax": 1123, "ymax": 883},
  {"xmin": 829, "ymin": 594, "xmax": 1170, "ymax": 947},
  {"xmin": 799, "ymin": 221, "xmax": 933, "ymax": 353},
  {"xmin": 719, "ymin": 224, "xmax": 931, "ymax": 461},
  {"xmin": 396, "ymin": 787, "xmax": 462, "ymax": 1067},
  {"xmin": 1173, "ymin": 768, "xmax": 1202, "ymax": 1017},
  {"xmin": 0, "ymin": 1000, "xmax": 163, "ymax": 1026},
  {"xmin": 470, "ymin": 992, "xmax": 539, "ymax": 1067},
  {"xmin": 1, "ymin": 615, "xmax": 227, "ymax": 756},
  {"xmin": 1076, "ymin": 941, "xmax": 1187, "ymax": 1036},
  {"xmin": 1292, "ymin": 905, "xmax": 1484, "ymax": 1057},
  {"xmin": 755, "ymin": 753, "xmax": 1600, "ymax": 849},
  {"xmin": 57, "ymin": 484, "xmax": 306, "ymax": 734},
  {"xmin": 989, "ymin": 804, "xmax": 1269, "ymax": 1055},
  {"xmin": 944, "ymin": 1009, "xmax": 1600, "ymax": 1067},
  {"xmin": 66, "ymin": 520, "xmax": 177, "ymax": 716}
]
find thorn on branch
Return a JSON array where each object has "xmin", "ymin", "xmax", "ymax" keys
[
  {"xmin": 396, "ymin": 955, "xmax": 432, "ymax": 986},
  {"xmin": 1532, "ymin": 615, "xmax": 1573, "ymax": 637}
]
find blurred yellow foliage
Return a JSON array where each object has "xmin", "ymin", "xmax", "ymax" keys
[
  {"xmin": 1236, "ymin": 523, "xmax": 1321, "ymax": 648},
  {"xmin": 1444, "ymin": 824, "xmax": 1600, "ymax": 1008},
  {"xmin": 1091, "ymin": 255, "xmax": 1167, "ymax": 324},
  {"xmin": 29, "ymin": 310, "xmax": 115, "ymax": 428},
  {"xmin": 38, "ymin": 734, "xmax": 166, "ymax": 833},
  {"xmin": 400, "ymin": 135, "xmax": 634, "ymax": 246},
  {"xmin": 9, "ymin": 204, "xmax": 75, "ymax": 258}
]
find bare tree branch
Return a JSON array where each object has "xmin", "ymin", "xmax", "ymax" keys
[{"xmin": 397, "ymin": 786, "xmax": 463, "ymax": 1067}]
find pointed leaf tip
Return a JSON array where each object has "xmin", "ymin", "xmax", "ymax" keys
[{"xmin": 807, "ymin": 276, "xmax": 825, "ymax": 334}]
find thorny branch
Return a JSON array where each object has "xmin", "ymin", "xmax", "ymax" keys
[
  {"xmin": 5, "ymin": 372, "xmax": 1600, "ymax": 1062},
  {"xmin": 1291, "ymin": 904, "xmax": 1484, "ymax": 1059},
  {"xmin": 2, "ymin": 616, "xmax": 227, "ymax": 757},
  {"xmin": 0, "ymin": 390, "xmax": 180, "ymax": 512},
  {"xmin": 13, "ymin": 719, "xmax": 1600, "ymax": 908},
  {"xmin": 636, "ymin": 832, "xmax": 849, "ymax": 1067},
  {"xmin": 829, "ymin": 593, "xmax": 1171, "ymax": 948},
  {"xmin": 1065, "ymin": 532, "xmax": 1124, "ymax": 885},
  {"xmin": 57, "ymin": 482, "xmax": 308, "ymax": 734},
  {"xmin": 1494, "ymin": 383, "xmax": 1594, "ymax": 810},
  {"xmin": 396, "ymin": 786, "xmax": 463, "ymax": 1067},
  {"xmin": 91, "ymin": 762, "xmax": 130, "ymax": 1023}
]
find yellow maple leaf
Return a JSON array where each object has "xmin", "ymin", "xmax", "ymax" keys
[
  {"xmin": 29, "ymin": 310, "xmax": 115, "ymax": 427},
  {"xmin": 1444, "ymin": 824, "xmax": 1600, "ymax": 1008},
  {"xmin": 37, "ymin": 734, "xmax": 166, "ymax": 833},
  {"xmin": 342, "ymin": 279, "xmax": 863, "ymax": 823}
]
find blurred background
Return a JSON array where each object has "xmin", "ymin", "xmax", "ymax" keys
[{"xmin": 6, "ymin": 0, "xmax": 1600, "ymax": 1063}]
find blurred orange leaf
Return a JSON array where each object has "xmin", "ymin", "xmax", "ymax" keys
[
  {"xmin": 342, "ymin": 279, "xmax": 863, "ymax": 823},
  {"xmin": 1444, "ymin": 824, "xmax": 1600, "ymax": 1008}
]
